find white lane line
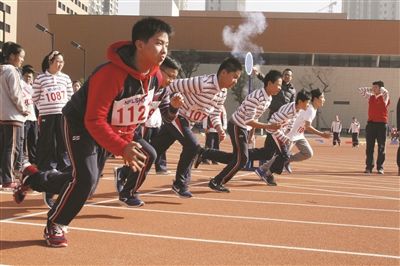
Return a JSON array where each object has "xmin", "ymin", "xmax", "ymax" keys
[
  {"xmin": 275, "ymin": 176, "xmax": 399, "ymax": 191},
  {"xmin": 276, "ymin": 184, "xmax": 399, "ymax": 200},
  {"xmin": 1, "ymin": 220, "xmax": 399, "ymax": 260},
  {"xmin": 278, "ymin": 183, "xmax": 399, "ymax": 192},
  {"xmin": 145, "ymin": 194, "xmax": 400, "ymax": 213},
  {"xmin": 88, "ymin": 204, "xmax": 400, "ymax": 231},
  {"xmin": 0, "ymin": 211, "xmax": 49, "ymax": 222},
  {"xmin": 211, "ymin": 185, "xmax": 400, "ymax": 201}
]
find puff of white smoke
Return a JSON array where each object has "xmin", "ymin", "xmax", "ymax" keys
[{"xmin": 222, "ymin": 12, "xmax": 267, "ymax": 58}]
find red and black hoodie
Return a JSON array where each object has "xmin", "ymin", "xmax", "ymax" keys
[{"xmin": 63, "ymin": 41, "xmax": 178, "ymax": 156}]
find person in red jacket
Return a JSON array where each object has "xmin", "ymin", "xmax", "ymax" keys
[
  {"xmin": 13, "ymin": 17, "xmax": 183, "ymax": 248},
  {"xmin": 358, "ymin": 81, "xmax": 390, "ymax": 174}
]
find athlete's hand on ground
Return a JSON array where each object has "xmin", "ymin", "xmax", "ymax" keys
[
  {"xmin": 265, "ymin": 122, "xmax": 282, "ymax": 131},
  {"xmin": 170, "ymin": 93, "xmax": 184, "ymax": 109},
  {"xmin": 122, "ymin": 142, "xmax": 146, "ymax": 172},
  {"xmin": 321, "ymin": 131, "xmax": 331, "ymax": 139}
]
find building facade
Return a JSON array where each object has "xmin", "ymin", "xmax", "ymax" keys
[
  {"xmin": 89, "ymin": 0, "xmax": 118, "ymax": 15},
  {"xmin": 139, "ymin": 0, "xmax": 180, "ymax": 16},
  {"xmin": 205, "ymin": 0, "xmax": 245, "ymax": 11},
  {"xmin": 342, "ymin": 0, "xmax": 400, "ymax": 20},
  {"xmin": 0, "ymin": 0, "xmax": 17, "ymax": 48}
]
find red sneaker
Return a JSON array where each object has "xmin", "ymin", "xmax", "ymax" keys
[
  {"xmin": 13, "ymin": 184, "xmax": 30, "ymax": 204},
  {"xmin": 43, "ymin": 222, "xmax": 68, "ymax": 248}
]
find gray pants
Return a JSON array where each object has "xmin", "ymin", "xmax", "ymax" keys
[{"xmin": 290, "ymin": 138, "xmax": 313, "ymax": 162}]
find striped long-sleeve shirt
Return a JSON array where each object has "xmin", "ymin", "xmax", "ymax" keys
[
  {"xmin": 231, "ymin": 87, "xmax": 272, "ymax": 130},
  {"xmin": 167, "ymin": 74, "xmax": 226, "ymax": 128},
  {"xmin": 32, "ymin": 71, "xmax": 73, "ymax": 116},
  {"xmin": 267, "ymin": 102, "xmax": 299, "ymax": 144}
]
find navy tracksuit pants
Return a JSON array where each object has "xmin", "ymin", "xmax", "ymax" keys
[
  {"xmin": 203, "ymin": 121, "xmax": 248, "ymax": 185},
  {"xmin": 151, "ymin": 115, "xmax": 199, "ymax": 189}
]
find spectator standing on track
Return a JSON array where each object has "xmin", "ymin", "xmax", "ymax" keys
[
  {"xmin": 358, "ymin": 81, "xmax": 390, "ymax": 174},
  {"xmin": 348, "ymin": 117, "xmax": 360, "ymax": 147},
  {"xmin": 0, "ymin": 42, "xmax": 29, "ymax": 190},
  {"xmin": 33, "ymin": 51, "xmax": 73, "ymax": 208},
  {"xmin": 21, "ymin": 65, "xmax": 38, "ymax": 164},
  {"xmin": 331, "ymin": 115, "xmax": 342, "ymax": 146},
  {"xmin": 72, "ymin": 80, "xmax": 81, "ymax": 93},
  {"xmin": 13, "ymin": 17, "xmax": 180, "ymax": 248},
  {"xmin": 33, "ymin": 51, "xmax": 73, "ymax": 172}
]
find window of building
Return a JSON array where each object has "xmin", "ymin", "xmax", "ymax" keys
[
  {"xmin": 333, "ymin": 101, "xmax": 350, "ymax": 105},
  {"xmin": 0, "ymin": 22, "xmax": 10, "ymax": 33},
  {"xmin": 379, "ymin": 56, "xmax": 400, "ymax": 68},
  {"xmin": 0, "ymin": 2, "xmax": 11, "ymax": 14}
]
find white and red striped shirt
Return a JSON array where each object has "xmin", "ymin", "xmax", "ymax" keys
[
  {"xmin": 231, "ymin": 87, "xmax": 272, "ymax": 131},
  {"xmin": 267, "ymin": 102, "xmax": 299, "ymax": 144},
  {"xmin": 32, "ymin": 71, "xmax": 73, "ymax": 116},
  {"xmin": 167, "ymin": 74, "xmax": 226, "ymax": 128}
]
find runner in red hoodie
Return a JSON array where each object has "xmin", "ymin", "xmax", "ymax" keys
[{"xmin": 13, "ymin": 17, "xmax": 183, "ymax": 248}]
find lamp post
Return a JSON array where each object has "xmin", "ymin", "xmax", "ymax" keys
[
  {"xmin": 35, "ymin": 23, "xmax": 55, "ymax": 50},
  {"xmin": 71, "ymin": 40, "xmax": 86, "ymax": 80}
]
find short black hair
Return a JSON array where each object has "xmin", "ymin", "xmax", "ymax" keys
[
  {"xmin": 295, "ymin": 89, "xmax": 311, "ymax": 104},
  {"xmin": 372, "ymin": 80, "xmax": 384, "ymax": 88},
  {"xmin": 131, "ymin": 17, "xmax": 173, "ymax": 44},
  {"xmin": 1, "ymin": 42, "xmax": 24, "ymax": 64},
  {"xmin": 22, "ymin": 64, "xmax": 35, "ymax": 76},
  {"xmin": 217, "ymin": 57, "xmax": 242, "ymax": 76},
  {"xmin": 283, "ymin": 68, "xmax": 293, "ymax": 74},
  {"xmin": 161, "ymin": 56, "xmax": 181, "ymax": 70},
  {"xmin": 263, "ymin": 70, "xmax": 282, "ymax": 86},
  {"xmin": 310, "ymin": 88, "xmax": 323, "ymax": 101}
]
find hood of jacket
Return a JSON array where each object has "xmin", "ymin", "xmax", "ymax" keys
[{"xmin": 107, "ymin": 40, "xmax": 159, "ymax": 83}]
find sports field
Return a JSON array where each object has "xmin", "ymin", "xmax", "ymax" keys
[{"xmin": 1, "ymin": 135, "xmax": 399, "ymax": 265}]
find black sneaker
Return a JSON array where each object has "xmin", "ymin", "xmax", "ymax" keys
[
  {"xmin": 364, "ymin": 168, "xmax": 372, "ymax": 174},
  {"xmin": 43, "ymin": 192, "xmax": 56, "ymax": 209},
  {"xmin": 119, "ymin": 194, "xmax": 145, "ymax": 207},
  {"xmin": 193, "ymin": 147, "xmax": 205, "ymax": 169},
  {"xmin": 266, "ymin": 174, "xmax": 277, "ymax": 186},
  {"xmin": 284, "ymin": 161, "xmax": 292, "ymax": 174},
  {"xmin": 114, "ymin": 166, "xmax": 129, "ymax": 193},
  {"xmin": 172, "ymin": 184, "xmax": 193, "ymax": 198},
  {"xmin": 208, "ymin": 179, "xmax": 230, "ymax": 193}
]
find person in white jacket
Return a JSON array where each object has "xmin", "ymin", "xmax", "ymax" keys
[
  {"xmin": 0, "ymin": 42, "xmax": 29, "ymax": 190},
  {"xmin": 348, "ymin": 117, "xmax": 360, "ymax": 147}
]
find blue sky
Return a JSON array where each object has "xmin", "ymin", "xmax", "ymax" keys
[{"xmin": 118, "ymin": 0, "xmax": 343, "ymax": 15}]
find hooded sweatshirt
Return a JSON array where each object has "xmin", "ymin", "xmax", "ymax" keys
[
  {"xmin": 63, "ymin": 41, "xmax": 177, "ymax": 156},
  {"xmin": 0, "ymin": 64, "xmax": 28, "ymax": 126}
]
